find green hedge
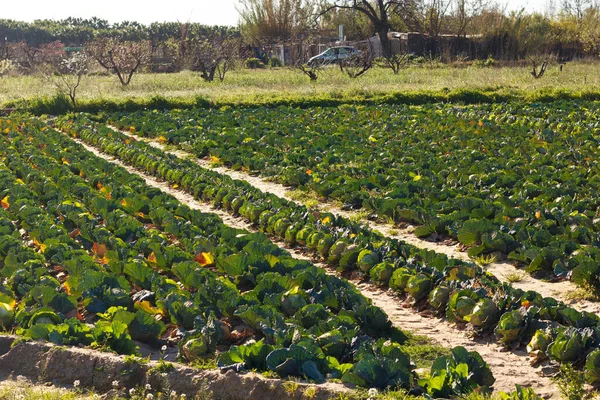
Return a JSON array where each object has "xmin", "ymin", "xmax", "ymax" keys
[{"xmin": 6, "ymin": 87, "xmax": 600, "ymax": 116}]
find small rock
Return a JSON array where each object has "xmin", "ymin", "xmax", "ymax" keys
[{"xmin": 539, "ymin": 365, "xmax": 559, "ymax": 377}]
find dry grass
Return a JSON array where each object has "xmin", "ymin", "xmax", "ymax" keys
[
  {"xmin": 563, "ymin": 286, "xmax": 600, "ymax": 302},
  {"xmin": 0, "ymin": 378, "xmax": 100, "ymax": 400},
  {"xmin": 288, "ymin": 189, "xmax": 322, "ymax": 209}
]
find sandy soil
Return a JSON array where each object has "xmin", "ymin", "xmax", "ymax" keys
[
  {"xmin": 303, "ymin": 255, "xmax": 559, "ymax": 398},
  {"xmin": 114, "ymin": 127, "xmax": 600, "ymax": 315},
  {"xmin": 0, "ymin": 336, "xmax": 345, "ymax": 400},
  {"xmin": 71, "ymin": 129, "xmax": 562, "ymax": 398},
  {"xmin": 358, "ymin": 284, "xmax": 559, "ymax": 398}
]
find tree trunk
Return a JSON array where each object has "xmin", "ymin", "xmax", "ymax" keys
[{"xmin": 378, "ymin": 26, "xmax": 392, "ymax": 58}]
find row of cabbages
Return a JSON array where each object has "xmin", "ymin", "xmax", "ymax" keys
[
  {"xmin": 0, "ymin": 114, "xmax": 501, "ymax": 396},
  {"xmin": 58, "ymin": 113, "xmax": 600, "ymax": 385},
  {"xmin": 256, "ymin": 217, "xmax": 600, "ymax": 384}
]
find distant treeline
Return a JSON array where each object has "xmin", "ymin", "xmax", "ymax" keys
[
  {"xmin": 2, "ymin": 5, "xmax": 600, "ymax": 63},
  {"xmin": 0, "ymin": 18, "xmax": 243, "ymax": 74},
  {"xmin": 0, "ymin": 18, "xmax": 238, "ymax": 47}
]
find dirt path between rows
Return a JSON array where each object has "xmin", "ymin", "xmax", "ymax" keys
[
  {"xmin": 112, "ymin": 127, "xmax": 599, "ymax": 315},
  {"xmin": 357, "ymin": 285, "xmax": 559, "ymax": 399},
  {"xmin": 69, "ymin": 130, "xmax": 560, "ymax": 398}
]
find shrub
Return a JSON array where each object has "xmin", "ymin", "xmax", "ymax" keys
[
  {"xmin": 269, "ymin": 57, "xmax": 283, "ymax": 68},
  {"xmin": 472, "ymin": 57, "xmax": 495, "ymax": 68},
  {"xmin": 245, "ymin": 58, "xmax": 266, "ymax": 69}
]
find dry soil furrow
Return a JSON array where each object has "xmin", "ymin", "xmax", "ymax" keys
[
  {"xmin": 71, "ymin": 131, "xmax": 559, "ymax": 398},
  {"xmin": 355, "ymin": 284, "xmax": 559, "ymax": 399},
  {"xmin": 113, "ymin": 127, "xmax": 599, "ymax": 314}
]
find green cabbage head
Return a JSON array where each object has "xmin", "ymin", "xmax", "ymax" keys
[
  {"xmin": 0, "ymin": 302, "xmax": 14, "ymax": 330},
  {"xmin": 465, "ymin": 298, "xmax": 499, "ymax": 330},
  {"xmin": 357, "ymin": 250, "xmax": 379, "ymax": 273}
]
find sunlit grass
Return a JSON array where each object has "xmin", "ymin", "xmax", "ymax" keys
[
  {"xmin": 504, "ymin": 272, "xmax": 526, "ymax": 283},
  {"xmin": 0, "ymin": 379, "xmax": 100, "ymax": 400},
  {"xmin": 2, "ymin": 61, "xmax": 599, "ymax": 108},
  {"xmin": 472, "ymin": 253, "xmax": 497, "ymax": 266}
]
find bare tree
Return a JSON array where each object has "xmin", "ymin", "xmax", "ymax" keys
[
  {"xmin": 319, "ymin": 0, "xmax": 404, "ymax": 58},
  {"xmin": 339, "ymin": 48, "xmax": 374, "ymax": 78},
  {"xmin": 421, "ymin": 0, "xmax": 453, "ymax": 38},
  {"xmin": 217, "ymin": 38, "xmax": 242, "ymax": 81},
  {"xmin": 291, "ymin": 35, "xmax": 323, "ymax": 81},
  {"xmin": 297, "ymin": 48, "xmax": 321, "ymax": 81},
  {"xmin": 530, "ymin": 58, "xmax": 548, "ymax": 78},
  {"xmin": 42, "ymin": 52, "xmax": 88, "ymax": 108},
  {"xmin": 452, "ymin": 0, "xmax": 489, "ymax": 37},
  {"xmin": 561, "ymin": 0, "xmax": 592, "ymax": 20},
  {"xmin": 342, "ymin": 56, "xmax": 373, "ymax": 78},
  {"xmin": 188, "ymin": 36, "xmax": 241, "ymax": 82},
  {"xmin": 87, "ymin": 38, "xmax": 151, "ymax": 86},
  {"xmin": 189, "ymin": 38, "xmax": 218, "ymax": 81},
  {"xmin": 10, "ymin": 40, "xmax": 65, "ymax": 72},
  {"xmin": 380, "ymin": 52, "xmax": 409, "ymax": 73},
  {"xmin": 319, "ymin": 7, "xmax": 374, "ymax": 40},
  {"xmin": 298, "ymin": 62, "xmax": 322, "ymax": 80}
]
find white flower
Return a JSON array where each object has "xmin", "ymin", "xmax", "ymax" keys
[
  {"xmin": 129, "ymin": 388, "xmax": 136, "ymax": 395},
  {"xmin": 146, "ymin": 394, "xmax": 154, "ymax": 400},
  {"xmin": 368, "ymin": 388, "xmax": 378, "ymax": 396},
  {"xmin": 112, "ymin": 380, "xmax": 119, "ymax": 388},
  {"xmin": 161, "ymin": 345, "xmax": 167, "ymax": 352},
  {"xmin": 180, "ymin": 395, "xmax": 187, "ymax": 399},
  {"xmin": 145, "ymin": 384, "xmax": 152, "ymax": 391},
  {"xmin": 73, "ymin": 380, "xmax": 80, "ymax": 388}
]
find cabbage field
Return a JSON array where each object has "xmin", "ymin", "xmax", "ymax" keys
[
  {"xmin": 110, "ymin": 102, "xmax": 600, "ymax": 292},
  {"xmin": 0, "ymin": 114, "xmax": 503, "ymax": 397},
  {"xmin": 2, "ymin": 104, "xmax": 600, "ymax": 398}
]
